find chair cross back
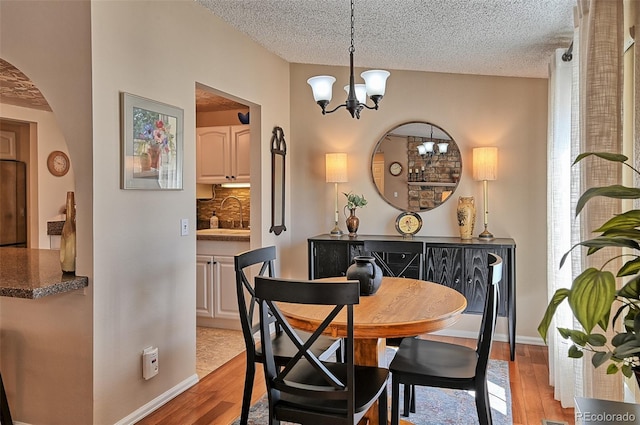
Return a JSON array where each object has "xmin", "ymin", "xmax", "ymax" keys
[
  {"xmin": 234, "ymin": 247, "xmax": 345, "ymax": 425},
  {"xmin": 255, "ymin": 276, "xmax": 389, "ymax": 425},
  {"xmin": 363, "ymin": 240, "xmax": 424, "ymax": 279},
  {"xmin": 234, "ymin": 246, "xmax": 276, "ymax": 348},
  {"xmin": 256, "ymin": 278, "xmax": 359, "ymax": 395}
]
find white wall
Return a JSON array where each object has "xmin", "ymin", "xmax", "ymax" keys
[
  {"xmin": 90, "ymin": 1, "xmax": 290, "ymax": 424},
  {"xmin": 287, "ymin": 64, "xmax": 548, "ymax": 344},
  {"xmin": 1, "ymin": 0, "xmax": 291, "ymax": 423},
  {"xmin": 1, "ymin": 0, "xmax": 548, "ymax": 422},
  {"xmin": 0, "ymin": 1, "xmax": 94, "ymax": 424},
  {"xmin": 0, "ymin": 104, "xmax": 75, "ymax": 248}
]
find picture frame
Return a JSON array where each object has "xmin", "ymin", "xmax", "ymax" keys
[{"xmin": 120, "ymin": 92, "xmax": 184, "ymax": 190}]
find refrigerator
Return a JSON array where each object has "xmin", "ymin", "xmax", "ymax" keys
[{"xmin": 0, "ymin": 160, "xmax": 27, "ymax": 246}]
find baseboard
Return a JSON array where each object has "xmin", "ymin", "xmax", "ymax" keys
[
  {"xmin": 432, "ymin": 328, "xmax": 546, "ymax": 346},
  {"xmin": 115, "ymin": 374, "xmax": 199, "ymax": 425}
]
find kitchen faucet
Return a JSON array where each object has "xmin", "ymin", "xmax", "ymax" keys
[{"xmin": 220, "ymin": 196, "xmax": 244, "ymax": 228}]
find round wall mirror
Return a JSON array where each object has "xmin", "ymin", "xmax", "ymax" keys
[{"xmin": 370, "ymin": 121, "xmax": 462, "ymax": 212}]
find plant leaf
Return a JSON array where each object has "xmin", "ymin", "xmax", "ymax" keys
[
  {"xmin": 587, "ymin": 333, "xmax": 607, "ymax": 347},
  {"xmin": 618, "ymin": 258, "xmax": 640, "ymax": 277},
  {"xmin": 557, "ymin": 328, "xmax": 588, "ymax": 346},
  {"xmin": 576, "ymin": 185, "xmax": 640, "ymax": 216},
  {"xmin": 599, "ymin": 229, "xmax": 640, "ymax": 240},
  {"xmin": 618, "ymin": 276, "xmax": 640, "ymax": 299},
  {"xmin": 611, "ymin": 332, "xmax": 635, "ymax": 346},
  {"xmin": 606, "ymin": 363, "xmax": 620, "ymax": 374},
  {"xmin": 592, "ymin": 351, "xmax": 611, "ymax": 367},
  {"xmin": 595, "ymin": 210, "xmax": 640, "ymax": 232},
  {"xmin": 621, "ymin": 364, "xmax": 634, "ymax": 378},
  {"xmin": 612, "ymin": 340, "xmax": 640, "ymax": 357},
  {"xmin": 568, "ymin": 268, "xmax": 616, "ymax": 333},
  {"xmin": 568, "ymin": 345, "xmax": 584, "ymax": 358},
  {"xmin": 537, "ymin": 288, "xmax": 570, "ymax": 342},
  {"xmin": 574, "ymin": 152, "xmax": 628, "ymax": 165},
  {"xmin": 581, "ymin": 236, "xmax": 640, "ymax": 256}
]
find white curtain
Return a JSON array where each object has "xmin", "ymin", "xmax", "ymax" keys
[
  {"xmin": 547, "ymin": 47, "xmax": 574, "ymax": 407},
  {"xmin": 547, "ymin": 0, "xmax": 624, "ymax": 406}
]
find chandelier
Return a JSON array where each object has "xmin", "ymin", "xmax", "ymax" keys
[
  {"xmin": 417, "ymin": 125, "xmax": 449, "ymax": 157},
  {"xmin": 306, "ymin": 0, "xmax": 390, "ymax": 119}
]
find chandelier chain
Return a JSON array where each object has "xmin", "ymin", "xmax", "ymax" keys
[{"xmin": 349, "ymin": 0, "xmax": 355, "ymax": 54}]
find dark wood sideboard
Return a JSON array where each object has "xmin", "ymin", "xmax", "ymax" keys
[{"xmin": 308, "ymin": 234, "xmax": 517, "ymax": 360}]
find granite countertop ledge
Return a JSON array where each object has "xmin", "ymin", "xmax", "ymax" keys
[
  {"xmin": 196, "ymin": 234, "xmax": 250, "ymax": 242},
  {"xmin": 0, "ymin": 248, "xmax": 89, "ymax": 299}
]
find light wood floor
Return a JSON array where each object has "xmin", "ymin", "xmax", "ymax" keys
[{"xmin": 136, "ymin": 336, "xmax": 575, "ymax": 425}]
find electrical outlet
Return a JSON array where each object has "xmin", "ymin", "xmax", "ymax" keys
[{"xmin": 180, "ymin": 218, "xmax": 189, "ymax": 236}]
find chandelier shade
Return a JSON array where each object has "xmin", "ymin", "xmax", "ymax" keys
[
  {"xmin": 307, "ymin": 0, "xmax": 390, "ymax": 119},
  {"xmin": 343, "ymin": 84, "xmax": 367, "ymax": 104},
  {"xmin": 307, "ymin": 76, "xmax": 336, "ymax": 103}
]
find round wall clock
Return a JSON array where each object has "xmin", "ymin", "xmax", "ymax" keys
[
  {"xmin": 389, "ymin": 161, "xmax": 403, "ymax": 176},
  {"xmin": 47, "ymin": 150, "xmax": 70, "ymax": 177},
  {"xmin": 395, "ymin": 212, "xmax": 423, "ymax": 237}
]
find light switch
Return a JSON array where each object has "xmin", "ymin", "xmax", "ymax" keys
[{"xmin": 180, "ymin": 218, "xmax": 189, "ymax": 236}]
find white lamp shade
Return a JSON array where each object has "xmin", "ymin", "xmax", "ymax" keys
[
  {"xmin": 422, "ymin": 141, "xmax": 435, "ymax": 152},
  {"xmin": 437, "ymin": 142, "xmax": 449, "ymax": 154},
  {"xmin": 307, "ymin": 76, "xmax": 336, "ymax": 102},
  {"xmin": 344, "ymin": 84, "xmax": 367, "ymax": 104},
  {"xmin": 472, "ymin": 147, "xmax": 498, "ymax": 181},
  {"xmin": 417, "ymin": 144, "xmax": 427, "ymax": 155},
  {"xmin": 361, "ymin": 70, "xmax": 390, "ymax": 96},
  {"xmin": 326, "ymin": 153, "xmax": 348, "ymax": 183}
]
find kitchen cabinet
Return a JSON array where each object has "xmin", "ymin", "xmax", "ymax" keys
[
  {"xmin": 196, "ymin": 254, "xmax": 241, "ymax": 326},
  {"xmin": 196, "ymin": 125, "xmax": 250, "ymax": 184},
  {"xmin": 196, "ymin": 255, "xmax": 214, "ymax": 318},
  {"xmin": 196, "ymin": 239, "xmax": 249, "ymax": 330},
  {"xmin": 308, "ymin": 234, "xmax": 516, "ymax": 360}
]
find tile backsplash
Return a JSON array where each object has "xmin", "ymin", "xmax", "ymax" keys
[{"xmin": 197, "ymin": 185, "xmax": 250, "ymax": 229}]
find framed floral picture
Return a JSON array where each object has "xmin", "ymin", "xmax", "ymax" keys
[{"xmin": 120, "ymin": 92, "xmax": 184, "ymax": 190}]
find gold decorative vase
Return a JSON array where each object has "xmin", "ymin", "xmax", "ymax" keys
[
  {"xmin": 60, "ymin": 191, "xmax": 76, "ymax": 273},
  {"xmin": 456, "ymin": 196, "xmax": 476, "ymax": 240}
]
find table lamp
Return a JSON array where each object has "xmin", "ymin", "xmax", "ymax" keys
[
  {"xmin": 326, "ymin": 153, "xmax": 348, "ymax": 236},
  {"xmin": 473, "ymin": 147, "xmax": 498, "ymax": 239}
]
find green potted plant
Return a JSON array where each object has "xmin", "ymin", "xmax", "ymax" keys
[
  {"xmin": 538, "ymin": 152, "xmax": 640, "ymax": 379},
  {"xmin": 344, "ymin": 192, "xmax": 368, "ymax": 210},
  {"xmin": 343, "ymin": 192, "xmax": 367, "ymax": 237}
]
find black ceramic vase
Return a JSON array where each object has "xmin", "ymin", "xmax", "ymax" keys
[{"xmin": 346, "ymin": 256, "xmax": 382, "ymax": 296}]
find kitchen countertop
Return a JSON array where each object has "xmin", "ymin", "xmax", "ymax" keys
[
  {"xmin": 0, "ymin": 248, "xmax": 89, "ymax": 299},
  {"xmin": 196, "ymin": 228, "xmax": 250, "ymax": 242}
]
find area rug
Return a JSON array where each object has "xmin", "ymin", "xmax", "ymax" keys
[{"xmin": 231, "ymin": 348, "xmax": 513, "ymax": 425}]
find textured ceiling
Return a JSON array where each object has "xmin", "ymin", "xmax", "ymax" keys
[
  {"xmin": 197, "ymin": 0, "xmax": 576, "ymax": 79},
  {"xmin": 1, "ymin": 1, "xmax": 576, "ymax": 112}
]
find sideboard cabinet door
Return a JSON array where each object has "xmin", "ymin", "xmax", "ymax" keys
[
  {"xmin": 464, "ymin": 247, "xmax": 509, "ymax": 315},
  {"xmin": 425, "ymin": 247, "xmax": 464, "ymax": 295}
]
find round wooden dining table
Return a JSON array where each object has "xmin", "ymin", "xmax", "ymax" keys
[{"xmin": 277, "ymin": 276, "xmax": 467, "ymax": 425}]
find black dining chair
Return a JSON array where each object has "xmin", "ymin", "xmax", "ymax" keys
[
  {"xmin": 363, "ymin": 239, "xmax": 424, "ymax": 413},
  {"xmin": 389, "ymin": 253, "xmax": 503, "ymax": 425},
  {"xmin": 233, "ymin": 246, "xmax": 342, "ymax": 425},
  {"xmin": 254, "ymin": 276, "xmax": 389, "ymax": 425}
]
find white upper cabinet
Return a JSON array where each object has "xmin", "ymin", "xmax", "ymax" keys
[{"xmin": 196, "ymin": 125, "xmax": 250, "ymax": 184}]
